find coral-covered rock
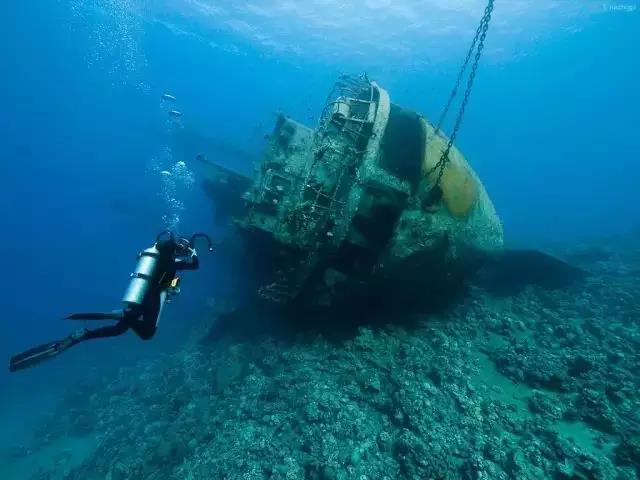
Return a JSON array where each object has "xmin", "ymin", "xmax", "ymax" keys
[{"xmin": 15, "ymin": 235, "xmax": 639, "ymax": 480}]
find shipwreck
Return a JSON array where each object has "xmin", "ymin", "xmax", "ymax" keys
[{"xmin": 197, "ymin": 74, "xmax": 533, "ymax": 313}]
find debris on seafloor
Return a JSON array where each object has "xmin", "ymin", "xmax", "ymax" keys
[{"xmin": 201, "ymin": 74, "xmax": 583, "ymax": 314}]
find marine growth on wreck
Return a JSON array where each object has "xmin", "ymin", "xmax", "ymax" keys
[{"xmin": 201, "ymin": 75, "xmax": 503, "ymax": 311}]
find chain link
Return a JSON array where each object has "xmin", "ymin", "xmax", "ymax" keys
[{"xmin": 425, "ymin": 0, "xmax": 494, "ymax": 194}]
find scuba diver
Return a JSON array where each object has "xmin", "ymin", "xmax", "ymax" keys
[{"xmin": 9, "ymin": 230, "xmax": 213, "ymax": 373}]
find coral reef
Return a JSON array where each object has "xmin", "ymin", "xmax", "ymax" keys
[{"xmin": 5, "ymin": 235, "xmax": 639, "ymax": 480}]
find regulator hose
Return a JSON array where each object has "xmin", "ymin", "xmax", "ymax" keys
[
  {"xmin": 189, "ymin": 233, "xmax": 214, "ymax": 252},
  {"xmin": 155, "ymin": 230, "xmax": 214, "ymax": 252}
]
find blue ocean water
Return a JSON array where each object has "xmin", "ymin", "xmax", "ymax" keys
[{"xmin": 0, "ymin": 1, "xmax": 639, "ymax": 479}]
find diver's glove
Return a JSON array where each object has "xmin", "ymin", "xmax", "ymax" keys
[{"xmin": 8, "ymin": 329, "xmax": 88, "ymax": 373}]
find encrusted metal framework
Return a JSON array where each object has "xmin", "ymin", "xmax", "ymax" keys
[{"xmin": 294, "ymin": 74, "xmax": 377, "ymax": 245}]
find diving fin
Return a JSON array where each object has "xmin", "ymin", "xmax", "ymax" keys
[
  {"xmin": 9, "ymin": 329, "xmax": 88, "ymax": 372},
  {"xmin": 475, "ymin": 249, "xmax": 586, "ymax": 297}
]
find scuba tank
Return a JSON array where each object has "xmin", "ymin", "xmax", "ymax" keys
[
  {"xmin": 122, "ymin": 244, "xmax": 162, "ymax": 306},
  {"xmin": 122, "ymin": 231, "xmax": 214, "ymax": 307},
  {"xmin": 122, "ymin": 230, "xmax": 175, "ymax": 306}
]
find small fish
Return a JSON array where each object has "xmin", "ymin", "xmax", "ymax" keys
[
  {"xmin": 162, "ymin": 93, "xmax": 177, "ymax": 101},
  {"xmin": 169, "ymin": 110, "xmax": 183, "ymax": 117},
  {"xmin": 160, "ymin": 170, "xmax": 172, "ymax": 176}
]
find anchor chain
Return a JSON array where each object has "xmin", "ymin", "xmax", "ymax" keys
[{"xmin": 425, "ymin": 0, "xmax": 495, "ymax": 194}]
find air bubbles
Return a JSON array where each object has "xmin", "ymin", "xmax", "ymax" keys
[
  {"xmin": 69, "ymin": 0, "xmax": 149, "ymax": 91},
  {"xmin": 150, "ymin": 147, "xmax": 195, "ymax": 232},
  {"xmin": 170, "ymin": 160, "xmax": 195, "ymax": 189}
]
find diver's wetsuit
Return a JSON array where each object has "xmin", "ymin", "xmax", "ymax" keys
[
  {"xmin": 72, "ymin": 244, "xmax": 199, "ymax": 342},
  {"xmin": 9, "ymin": 231, "xmax": 212, "ymax": 373}
]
